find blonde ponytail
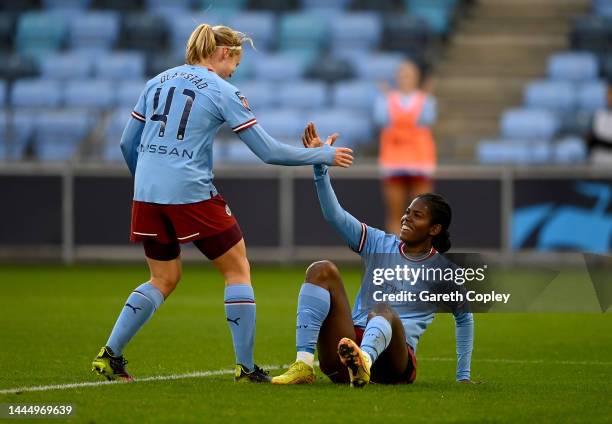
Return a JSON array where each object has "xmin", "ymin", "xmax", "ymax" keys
[{"xmin": 186, "ymin": 23, "xmax": 254, "ymax": 65}]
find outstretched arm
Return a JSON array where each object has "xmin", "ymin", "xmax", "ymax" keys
[
  {"xmin": 237, "ymin": 124, "xmax": 353, "ymax": 167},
  {"xmin": 303, "ymin": 122, "xmax": 363, "ymax": 250},
  {"xmin": 453, "ymin": 312, "xmax": 474, "ymax": 382},
  {"xmin": 120, "ymin": 114, "xmax": 145, "ymax": 177}
]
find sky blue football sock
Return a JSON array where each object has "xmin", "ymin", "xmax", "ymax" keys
[
  {"xmin": 224, "ymin": 284, "xmax": 256, "ymax": 370},
  {"xmin": 296, "ymin": 283, "xmax": 331, "ymax": 355},
  {"xmin": 106, "ymin": 282, "xmax": 164, "ymax": 356},
  {"xmin": 360, "ymin": 315, "xmax": 392, "ymax": 364}
]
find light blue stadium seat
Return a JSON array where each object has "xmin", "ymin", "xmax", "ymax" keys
[
  {"xmin": 166, "ymin": 12, "xmax": 225, "ymax": 52},
  {"xmin": 332, "ymin": 80, "xmax": 378, "ymax": 113},
  {"xmin": 256, "ymin": 109, "xmax": 304, "ymax": 144},
  {"xmin": 64, "ymin": 80, "xmax": 115, "ymax": 109},
  {"xmin": 308, "ymin": 108, "xmax": 373, "ymax": 147},
  {"xmin": 0, "ymin": 81, "xmax": 5, "ymax": 107},
  {"xmin": 594, "ymin": 0, "xmax": 612, "ymax": 16},
  {"xmin": 353, "ymin": 53, "xmax": 404, "ymax": 83},
  {"xmin": 145, "ymin": 0, "xmax": 192, "ymax": 15},
  {"xmin": 406, "ymin": 2, "xmax": 452, "ymax": 35},
  {"xmin": 278, "ymin": 81, "xmax": 327, "ymax": 109},
  {"xmin": 103, "ymin": 108, "xmax": 130, "ymax": 162},
  {"xmin": 524, "ymin": 80, "xmax": 575, "ymax": 113},
  {"xmin": 95, "ymin": 53, "xmax": 145, "ymax": 79},
  {"xmin": 252, "ymin": 53, "xmax": 307, "ymax": 82},
  {"xmin": 278, "ymin": 12, "xmax": 329, "ymax": 53},
  {"xmin": 229, "ymin": 12, "xmax": 276, "ymax": 51},
  {"xmin": 12, "ymin": 80, "xmax": 62, "ymax": 108},
  {"xmin": 195, "ymin": 0, "xmax": 248, "ymax": 12},
  {"xmin": 548, "ymin": 52, "xmax": 599, "ymax": 82},
  {"xmin": 15, "ymin": 12, "xmax": 67, "ymax": 60},
  {"xmin": 40, "ymin": 53, "xmax": 93, "ymax": 80},
  {"xmin": 68, "ymin": 12, "xmax": 119, "ymax": 51},
  {"xmin": 237, "ymin": 81, "xmax": 277, "ymax": 110},
  {"xmin": 34, "ymin": 110, "xmax": 93, "ymax": 161},
  {"xmin": 330, "ymin": 12, "xmax": 382, "ymax": 53},
  {"xmin": 576, "ymin": 80, "xmax": 608, "ymax": 111},
  {"xmin": 117, "ymin": 80, "xmax": 147, "ymax": 108},
  {"xmin": 477, "ymin": 140, "xmax": 551, "ymax": 164},
  {"xmin": 501, "ymin": 108, "xmax": 560, "ymax": 140},
  {"xmin": 554, "ymin": 136, "xmax": 587, "ymax": 163}
]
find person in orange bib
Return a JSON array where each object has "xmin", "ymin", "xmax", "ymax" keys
[{"xmin": 374, "ymin": 60, "xmax": 437, "ymax": 236}]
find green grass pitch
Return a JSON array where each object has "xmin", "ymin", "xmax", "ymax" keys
[{"xmin": 0, "ymin": 264, "xmax": 610, "ymax": 423}]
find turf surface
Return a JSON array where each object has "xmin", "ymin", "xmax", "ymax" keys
[{"xmin": 0, "ymin": 265, "xmax": 610, "ymax": 423}]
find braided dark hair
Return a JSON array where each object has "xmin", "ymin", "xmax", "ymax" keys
[{"xmin": 415, "ymin": 193, "xmax": 452, "ymax": 253}]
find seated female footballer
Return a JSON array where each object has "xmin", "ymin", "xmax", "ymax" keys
[{"xmin": 272, "ymin": 123, "xmax": 474, "ymax": 387}]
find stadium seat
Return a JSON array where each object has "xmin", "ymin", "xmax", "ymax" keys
[
  {"xmin": 255, "ymin": 109, "xmax": 304, "ymax": 144},
  {"xmin": 0, "ymin": 53, "xmax": 39, "ymax": 81},
  {"xmin": 34, "ymin": 110, "xmax": 93, "ymax": 161},
  {"xmin": 40, "ymin": 53, "xmax": 93, "ymax": 80},
  {"xmin": 382, "ymin": 14, "xmax": 432, "ymax": 55},
  {"xmin": 300, "ymin": 0, "xmax": 350, "ymax": 9},
  {"xmin": 406, "ymin": 3, "xmax": 451, "ymax": 35},
  {"xmin": 95, "ymin": 52, "xmax": 145, "ymax": 79},
  {"xmin": 278, "ymin": 81, "xmax": 327, "ymax": 109},
  {"xmin": 593, "ymin": 0, "xmax": 612, "ymax": 16},
  {"xmin": 570, "ymin": 15, "xmax": 612, "ymax": 52},
  {"xmin": 64, "ymin": 80, "xmax": 115, "ymax": 109},
  {"xmin": 0, "ymin": 13, "xmax": 15, "ymax": 50},
  {"xmin": 237, "ymin": 81, "xmax": 277, "ymax": 110},
  {"xmin": 305, "ymin": 55, "xmax": 354, "ymax": 83},
  {"xmin": 278, "ymin": 12, "xmax": 329, "ymax": 52},
  {"xmin": 477, "ymin": 139, "xmax": 551, "ymax": 164},
  {"xmin": 117, "ymin": 80, "xmax": 147, "ymax": 108},
  {"xmin": 353, "ymin": 53, "xmax": 405, "ymax": 82},
  {"xmin": 68, "ymin": 12, "xmax": 119, "ymax": 51},
  {"xmin": 229, "ymin": 12, "xmax": 276, "ymax": 51},
  {"xmin": 15, "ymin": 12, "xmax": 67, "ymax": 60},
  {"xmin": 102, "ymin": 108, "xmax": 129, "ymax": 162},
  {"xmin": 12, "ymin": 79, "xmax": 62, "ymax": 108},
  {"xmin": 308, "ymin": 108, "xmax": 373, "ymax": 147},
  {"xmin": 524, "ymin": 80, "xmax": 575, "ymax": 113},
  {"xmin": 252, "ymin": 53, "xmax": 306, "ymax": 82},
  {"xmin": 500, "ymin": 109, "xmax": 560, "ymax": 141},
  {"xmin": 576, "ymin": 81, "xmax": 608, "ymax": 111},
  {"xmin": 332, "ymin": 80, "xmax": 379, "ymax": 112},
  {"xmin": 548, "ymin": 52, "xmax": 599, "ymax": 82},
  {"xmin": 166, "ymin": 12, "xmax": 226, "ymax": 52},
  {"xmin": 119, "ymin": 13, "xmax": 168, "ymax": 52},
  {"xmin": 0, "ymin": 110, "xmax": 34, "ymax": 160},
  {"xmin": 144, "ymin": 0, "xmax": 191, "ymax": 14},
  {"xmin": 0, "ymin": 81, "xmax": 5, "ymax": 107},
  {"xmin": 195, "ymin": 0, "xmax": 248, "ymax": 12},
  {"xmin": 554, "ymin": 136, "xmax": 587, "ymax": 163},
  {"xmin": 329, "ymin": 12, "xmax": 382, "ymax": 53}
]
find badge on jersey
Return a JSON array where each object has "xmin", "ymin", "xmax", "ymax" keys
[{"xmin": 235, "ymin": 91, "xmax": 251, "ymax": 111}]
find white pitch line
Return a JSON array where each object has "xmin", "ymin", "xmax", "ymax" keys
[{"xmin": 1, "ymin": 357, "xmax": 610, "ymax": 395}]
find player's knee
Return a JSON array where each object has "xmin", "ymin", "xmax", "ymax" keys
[
  {"xmin": 368, "ymin": 302, "xmax": 396, "ymax": 321},
  {"xmin": 151, "ymin": 272, "xmax": 181, "ymax": 295},
  {"xmin": 305, "ymin": 260, "xmax": 340, "ymax": 285}
]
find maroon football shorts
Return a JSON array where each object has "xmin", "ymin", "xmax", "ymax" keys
[
  {"xmin": 130, "ymin": 194, "xmax": 243, "ymax": 260},
  {"xmin": 354, "ymin": 326, "xmax": 417, "ymax": 384}
]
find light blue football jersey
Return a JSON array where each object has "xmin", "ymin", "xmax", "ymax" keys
[{"xmin": 122, "ymin": 64, "xmax": 336, "ymax": 204}]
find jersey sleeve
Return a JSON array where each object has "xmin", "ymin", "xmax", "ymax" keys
[
  {"xmin": 358, "ymin": 224, "xmax": 396, "ymax": 256},
  {"xmin": 218, "ymin": 81, "xmax": 257, "ymax": 133},
  {"xmin": 131, "ymin": 87, "xmax": 147, "ymax": 123},
  {"xmin": 121, "ymin": 86, "xmax": 147, "ymax": 175}
]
